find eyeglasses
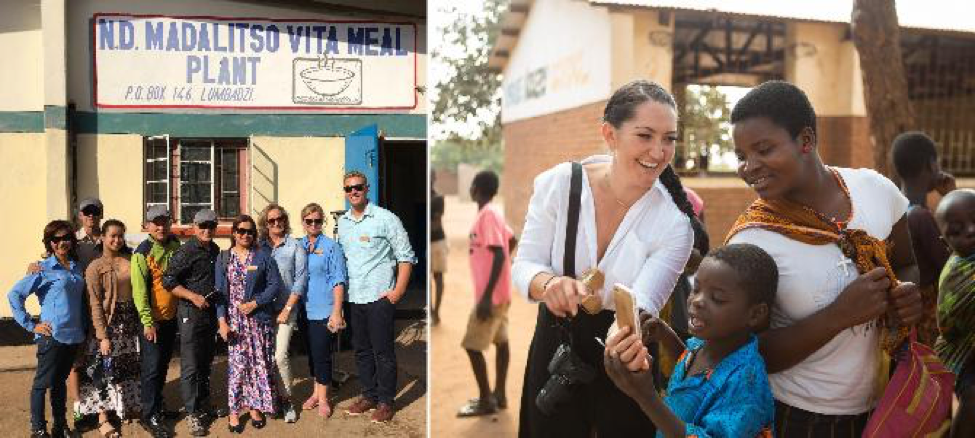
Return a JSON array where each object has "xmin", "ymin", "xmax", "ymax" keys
[
  {"xmin": 267, "ymin": 217, "xmax": 285, "ymax": 226},
  {"xmin": 234, "ymin": 228, "xmax": 256, "ymax": 236},
  {"xmin": 198, "ymin": 221, "xmax": 218, "ymax": 230},
  {"xmin": 81, "ymin": 207, "xmax": 103, "ymax": 217},
  {"xmin": 50, "ymin": 234, "xmax": 74, "ymax": 244},
  {"xmin": 151, "ymin": 217, "xmax": 171, "ymax": 226},
  {"xmin": 304, "ymin": 218, "xmax": 324, "ymax": 226},
  {"xmin": 343, "ymin": 184, "xmax": 367, "ymax": 193}
]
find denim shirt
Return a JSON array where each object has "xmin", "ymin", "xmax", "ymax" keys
[
  {"xmin": 661, "ymin": 335, "xmax": 775, "ymax": 438},
  {"xmin": 214, "ymin": 247, "xmax": 282, "ymax": 324},
  {"xmin": 7, "ymin": 256, "xmax": 86, "ymax": 344},
  {"xmin": 299, "ymin": 234, "xmax": 347, "ymax": 320},
  {"xmin": 263, "ymin": 235, "xmax": 308, "ymax": 311},
  {"xmin": 337, "ymin": 203, "xmax": 416, "ymax": 304}
]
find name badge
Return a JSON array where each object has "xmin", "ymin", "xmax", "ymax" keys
[
  {"xmin": 359, "ymin": 235, "xmax": 371, "ymax": 243},
  {"xmin": 315, "ymin": 249, "xmax": 323, "ymax": 255},
  {"xmin": 246, "ymin": 265, "xmax": 258, "ymax": 272}
]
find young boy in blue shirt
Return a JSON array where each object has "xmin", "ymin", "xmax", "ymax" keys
[{"xmin": 605, "ymin": 243, "xmax": 776, "ymax": 438}]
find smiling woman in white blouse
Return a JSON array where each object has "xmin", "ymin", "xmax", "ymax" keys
[{"xmin": 512, "ymin": 80, "xmax": 706, "ymax": 437}]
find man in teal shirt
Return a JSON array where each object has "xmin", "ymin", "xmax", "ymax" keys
[{"xmin": 338, "ymin": 170, "xmax": 415, "ymax": 423}]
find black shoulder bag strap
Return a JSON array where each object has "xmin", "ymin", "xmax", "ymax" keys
[
  {"xmin": 554, "ymin": 162, "xmax": 584, "ymax": 345},
  {"xmin": 564, "ymin": 162, "xmax": 583, "ymax": 279}
]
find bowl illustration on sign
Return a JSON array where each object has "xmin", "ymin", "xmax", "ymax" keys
[{"xmin": 301, "ymin": 56, "xmax": 355, "ymax": 96}]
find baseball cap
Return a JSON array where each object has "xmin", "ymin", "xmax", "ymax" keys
[
  {"xmin": 146, "ymin": 205, "xmax": 170, "ymax": 221},
  {"xmin": 79, "ymin": 197, "xmax": 103, "ymax": 212},
  {"xmin": 193, "ymin": 209, "xmax": 218, "ymax": 224}
]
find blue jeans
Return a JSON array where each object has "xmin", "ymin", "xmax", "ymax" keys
[
  {"xmin": 307, "ymin": 319, "xmax": 337, "ymax": 385},
  {"xmin": 351, "ymin": 298, "xmax": 397, "ymax": 405},
  {"xmin": 31, "ymin": 336, "xmax": 79, "ymax": 431}
]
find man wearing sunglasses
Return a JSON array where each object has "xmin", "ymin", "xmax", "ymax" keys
[
  {"xmin": 132, "ymin": 205, "xmax": 182, "ymax": 438},
  {"xmin": 338, "ymin": 171, "xmax": 416, "ymax": 423},
  {"xmin": 163, "ymin": 209, "xmax": 222, "ymax": 436}
]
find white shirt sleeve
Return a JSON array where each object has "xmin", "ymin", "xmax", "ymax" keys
[
  {"xmin": 512, "ymin": 164, "xmax": 568, "ymax": 302},
  {"xmin": 631, "ymin": 212, "xmax": 693, "ymax": 315}
]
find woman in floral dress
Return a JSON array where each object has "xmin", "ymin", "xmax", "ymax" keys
[
  {"xmin": 78, "ymin": 219, "xmax": 140, "ymax": 438},
  {"xmin": 215, "ymin": 215, "xmax": 283, "ymax": 433}
]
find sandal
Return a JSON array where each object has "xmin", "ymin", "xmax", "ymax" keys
[
  {"xmin": 302, "ymin": 395, "xmax": 319, "ymax": 410},
  {"xmin": 98, "ymin": 420, "xmax": 120, "ymax": 438},
  {"xmin": 456, "ymin": 397, "xmax": 498, "ymax": 417}
]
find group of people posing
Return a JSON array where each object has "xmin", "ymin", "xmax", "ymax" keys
[
  {"xmin": 8, "ymin": 171, "xmax": 416, "ymax": 438},
  {"xmin": 457, "ymin": 79, "xmax": 972, "ymax": 437}
]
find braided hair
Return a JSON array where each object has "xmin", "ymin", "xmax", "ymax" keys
[{"xmin": 603, "ymin": 80, "xmax": 709, "ymax": 253}]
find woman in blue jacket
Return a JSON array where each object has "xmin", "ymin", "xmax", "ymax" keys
[
  {"xmin": 299, "ymin": 203, "xmax": 347, "ymax": 418},
  {"xmin": 215, "ymin": 215, "xmax": 283, "ymax": 433},
  {"xmin": 8, "ymin": 220, "xmax": 87, "ymax": 438}
]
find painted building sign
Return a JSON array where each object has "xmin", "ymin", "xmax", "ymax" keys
[
  {"xmin": 93, "ymin": 14, "xmax": 417, "ymax": 110},
  {"xmin": 499, "ymin": 0, "xmax": 610, "ymax": 123}
]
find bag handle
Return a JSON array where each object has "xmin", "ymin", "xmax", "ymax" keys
[{"xmin": 564, "ymin": 162, "xmax": 583, "ymax": 278}]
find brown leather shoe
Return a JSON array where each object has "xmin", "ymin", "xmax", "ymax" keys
[
  {"xmin": 346, "ymin": 397, "xmax": 377, "ymax": 416},
  {"xmin": 370, "ymin": 403, "xmax": 394, "ymax": 423}
]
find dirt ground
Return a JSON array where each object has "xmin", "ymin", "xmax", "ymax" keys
[
  {"xmin": 0, "ymin": 319, "xmax": 427, "ymax": 437},
  {"xmin": 430, "ymin": 196, "xmax": 536, "ymax": 437}
]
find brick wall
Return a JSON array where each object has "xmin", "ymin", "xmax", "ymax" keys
[
  {"xmin": 433, "ymin": 169, "xmax": 458, "ymax": 195},
  {"xmin": 502, "ymin": 100, "xmax": 609, "ymax": 234},
  {"xmin": 683, "ymin": 178, "xmax": 758, "ymax": 244},
  {"xmin": 817, "ymin": 116, "xmax": 873, "ymax": 169}
]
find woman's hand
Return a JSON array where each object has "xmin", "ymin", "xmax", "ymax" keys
[
  {"xmin": 827, "ymin": 267, "xmax": 890, "ymax": 328},
  {"xmin": 328, "ymin": 309, "xmax": 346, "ymax": 333},
  {"xmin": 99, "ymin": 338, "xmax": 111, "ymax": 356},
  {"xmin": 33, "ymin": 322, "xmax": 52, "ymax": 336},
  {"xmin": 276, "ymin": 307, "xmax": 291, "ymax": 325},
  {"xmin": 218, "ymin": 319, "xmax": 231, "ymax": 342},
  {"xmin": 238, "ymin": 300, "xmax": 258, "ymax": 315},
  {"xmin": 889, "ymin": 281, "xmax": 923, "ymax": 326},
  {"xmin": 542, "ymin": 276, "xmax": 589, "ymax": 318}
]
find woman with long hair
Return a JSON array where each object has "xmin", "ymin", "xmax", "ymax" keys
[
  {"xmin": 512, "ymin": 80, "xmax": 706, "ymax": 436},
  {"xmin": 257, "ymin": 204, "xmax": 308, "ymax": 423},
  {"xmin": 77, "ymin": 219, "xmax": 140, "ymax": 437},
  {"xmin": 215, "ymin": 215, "xmax": 283, "ymax": 433}
]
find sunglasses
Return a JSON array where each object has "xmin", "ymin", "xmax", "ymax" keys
[
  {"xmin": 233, "ymin": 228, "xmax": 256, "ymax": 236},
  {"xmin": 343, "ymin": 184, "xmax": 367, "ymax": 193},
  {"xmin": 304, "ymin": 218, "xmax": 324, "ymax": 226},
  {"xmin": 151, "ymin": 217, "xmax": 171, "ymax": 226},
  {"xmin": 198, "ymin": 221, "xmax": 218, "ymax": 230},
  {"xmin": 267, "ymin": 217, "xmax": 285, "ymax": 226},
  {"xmin": 50, "ymin": 234, "xmax": 74, "ymax": 244},
  {"xmin": 81, "ymin": 207, "xmax": 103, "ymax": 217}
]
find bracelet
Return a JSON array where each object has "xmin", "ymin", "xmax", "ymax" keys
[
  {"xmin": 541, "ymin": 275, "xmax": 559, "ymax": 293},
  {"xmin": 284, "ymin": 305, "xmax": 293, "ymax": 311}
]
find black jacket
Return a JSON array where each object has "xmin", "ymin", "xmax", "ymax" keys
[{"xmin": 162, "ymin": 237, "xmax": 219, "ymax": 303}]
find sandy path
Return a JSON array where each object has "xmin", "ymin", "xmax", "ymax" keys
[{"xmin": 430, "ymin": 196, "xmax": 537, "ymax": 437}]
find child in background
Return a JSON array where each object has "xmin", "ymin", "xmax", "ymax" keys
[
  {"xmin": 604, "ymin": 243, "xmax": 776, "ymax": 438},
  {"xmin": 933, "ymin": 189, "xmax": 975, "ymax": 438},
  {"xmin": 457, "ymin": 170, "xmax": 517, "ymax": 417},
  {"xmin": 892, "ymin": 131, "xmax": 955, "ymax": 345}
]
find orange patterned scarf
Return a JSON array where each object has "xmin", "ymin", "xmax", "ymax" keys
[{"xmin": 724, "ymin": 168, "xmax": 908, "ymax": 399}]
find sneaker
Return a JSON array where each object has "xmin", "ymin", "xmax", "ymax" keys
[
  {"xmin": 346, "ymin": 397, "xmax": 377, "ymax": 416},
  {"xmin": 370, "ymin": 403, "xmax": 394, "ymax": 423},
  {"xmin": 284, "ymin": 403, "xmax": 298, "ymax": 423},
  {"xmin": 49, "ymin": 426, "xmax": 69, "ymax": 438},
  {"xmin": 29, "ymin": 429, "xmax": 50, "ymax": 438},
  {"xmin": 187, "ymin": 414, "xmax": 207, "ymax": 437},
  {"xmin": 140, "ymin": 415, "xmax": 170, "ymax": 438}
]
